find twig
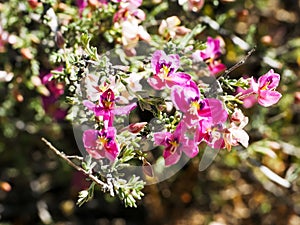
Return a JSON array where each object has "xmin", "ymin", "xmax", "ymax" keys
[
  {"xmin": 66, "ymin": 155, "xmax": 84, "ymax": 160},
  {"xmin": 217, "ymin": 47, "xmax": 256, "ymax": 81},
  {"xmin": 41, "ymin": 137, "xmax": 107, "ymax": 188}
]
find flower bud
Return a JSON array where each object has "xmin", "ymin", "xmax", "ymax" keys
[
  {"xmin": 55, "ymin": 31, "xmax": 65, "ymax": 48},
  {"xmin": 128, "ymin": 122, "xmax": 147, "ymax": 133},
  {"xmin": 142, "ymin": 160, "xmax": 154, "ymax": 177},
  {"xmin": 0, "ymin": 181, "xmax": 11, "ymax": 192},
  {"xmin": 28, "ymin": 0, "xmax": 41, "ymax": 9},
  {"xmin": 20, "ymin": 48, "xmax": 33, "ymax": 60}
]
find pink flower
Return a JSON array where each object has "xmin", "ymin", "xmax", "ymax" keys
[
  {"xmin": 192, "ymin": 36, "xmax": 226, "ymax": 75},
  {"xmin": 41, "ymin": 67, "xmax": 64, "ymax": 98},
  {"xmin": 252, "ymin": 69, "xmax": 282, "ymax": 107},
  {"xmin": 187, "ymin": 0, "xmax": 205, "ymax": 12},
  {"xmin": 224, "ymin": 108, "xmax": 249, "ymax": 151},
  {"xmin": 76, "ymin": 0, "xmax": 88, "ymax": 15},
  {"xmin": 120, "ymin": 122, "xmax": 147, "ymax": 133},
  {"xmin": 158, "ymin": 16, "xmax": 191, "ymax": 40},
  {"xmin": 83, "ymin": 128, "xmax": 119, "ymax": 161},
  {"xmin": 148, "ymin": 50, "xmax": 191, "ymax": 90},
  {"xmin": 40, "ymin": 67, "xmax": 67, "ymax": 120},
  {"xmin": 113, "ymin": 0, "xmax": 145, "ymax": 22},
  {"xmin": 178, "ymin": 0, "xmax": 205, "ymax": 12},
  {"xmin": 153, "ymin": 121, "xmax": 199, "ymax": 166},
  {"xmin": 83, "ymin": 88, "xmax": 137, "ymax": 127},
  {"xmin": 200, "ymin": 37, "xmax": 222, "ymax": 60},
  {"xmin": 120, "ymin": 18, "xmax": 150, "ymax": 55},
  {"xmin": 198, "ymin": 115, "xmax": 227, "ymax": 149},
  {"xmin": 171, "ymin": 81, "xmax": 228, "ymax": 126},
  {"xmin": 199, "ymin": 120, "xmax": 224, "ymax": 149},
  {"xmin": 236, "ymin": 80, "xmax": 257, "ymax": 108},
  {"xmin": 0, "ymin": 25, "xmax": 17, "ymax": 53}
]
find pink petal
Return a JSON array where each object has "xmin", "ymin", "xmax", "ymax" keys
[
  {"xmin": 168, "ymin": 54, "xmax": 180, "ymax": 72},
  {"xmin": 181, "ymin": 144, "xmax": 199, "ymax": 158},
  {"xmin": 147, "ymin": 76, "xmax": 165, "ymax": 90},
  {"xmin": 129, "ymin": 0, "xmax": 142, "ymax": 8},
  {"xmin": 200, "ymin": 98, "xmax": 228, "ymax": 123},
  {"xmin": 82, "ymin": 130, "xmax": 103, "ymax": 159},
  {"xmin": 105, "ymin": 141, "xmax": 119, "ymax": 161},
  {"xmin": 134, "ymin": 9, "xmax": 146, "ymax": 21},
  {"xmin": 166, "ymin": 72, "xmax": 191, "ymax": 88},
  {"xmin": 151, "ymin": 50, "xmax": 165, "ymax": 73},
  {"xmin": 209, "ymin": 62, "xmax": 226, "ymax": 75},
  {"xmin": 154, "ymin": 132, "xmax": 172, "ymax": 146},
  {"xmin": 113, "ymin": 102, "xmax": 137, "ymax": 115},
  {"xmin": 163, "ymin": 148, "xmax": 181, "ymax": 166},
  {"xmin": 258, "ymin": 90, "xmax": 282, "ymax": 107},
  {"xmin": 258, "ymin": 69, "xmax": 280, "ymax": 90},
  {"xmin": 83, "ymin": 100, "xmax": 96, "ymax": 111},
  {"xmin": 171, "ymin": 86, "xmax": 190, "ymax": 113}
]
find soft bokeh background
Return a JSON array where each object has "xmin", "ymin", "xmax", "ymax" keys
[{"xmin": 1, "ymin": 0, "xmax": 300, "ymax": 224}]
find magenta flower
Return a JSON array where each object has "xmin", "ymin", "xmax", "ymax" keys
[
  {"xmin": 76, "ymin": 0, "xmax": 88, "ymax": 15},
  {"xmin": 236, "ymin": 78, "xmax": 257, "ymax": 108},
  {"xmin": 200, "ymin": 37, "xmax": 222, "ymax": 60},
  {"xmin": 153, "ymin": 121, "xmax": 199, "ymax": 166},
  {"xmin": 178, "ymin": 0, "xmax": 205, "ymax": 12},
  {"xmin": 83, "ymin": 88, "xmax": 137, "ymax": 127},
  {"xmin": 192, "ymin": 37, "xmax": 226, "ymax": 75},
  {"xmin": 113, "ymin": 0, "xmax": 145, "ymax": 22},
  {"xmin": 40, "ymin": 66, "xmax": 67, "ymax": 120},
  {"xmin": 223, "ymin": 108, "xmax": 249, "ymax": 151},
  {"xmin": 148, "ymin": 50, "xmax": 191, "ymax": 90},
  {"xmin": 252, "ymin": 69, "xmax": 282, "ymax": 107},
  {"xmin": 41, "ymin": 66, "xmax": 64, "ymax": 98},
  {"xmin": 198, "ymin": 118, "xmax": 226, "ymax": 149},
  {"xmin": 171, "ymin": 82, "xmax": 228, "ymax": 126},
  {"xmin": 83, "ymin": 128, "xmax": 119, "ymax": 161}
]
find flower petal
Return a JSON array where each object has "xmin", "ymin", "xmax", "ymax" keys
[
  {"xmin": 258, "ymin": 69, "xmax": 280, "ymax": 90},
  {"xmin": 147, "ymin": 76, "xmax": 165, "ymax": 90},
  {"xmin": 163, "ymin": 147, "xmax": 181, "ymax": 166},
  {"xmin": 82, "ymin": 129, "xmax": 104, "ymax": 159},
  {"xmin": 113, "ymin": 102, "xmax": 137, "ymax": 115},
  {"xmin": 258, "ymin": 90, "xmax": 282, "ymax": 107},
  {"xmin": 83, "ymin": 100, "xmax": 96, "ymax": 111},
  {"xmin": 154, "ymin": 132, "xmax": 172, "ymax": 146},
  {"xmin": 166, "ymin": 72, "xmax": 191, "ymax": 88},
  {"xmin": 181, "ymin": 144, "xmax": 199, "ymax": 158}
]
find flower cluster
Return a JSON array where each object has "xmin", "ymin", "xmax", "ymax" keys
[
  {"xmin": 113, "ymin": 0, "xmax": 150, "ymax": 55},
  {"xmin": 149, "ymin": 49, "xmax": 239, "ymax": 165},
  {"xmin": 79, "ymin": 46, "xmax": 282, "ymax": 168},
  {"xmin": 83, "ymin": 87, "xmax": 137, "ymax": 161},
  {"xmin": 0, "ymin": 0, "xmax": 292, "ymax": 209}
]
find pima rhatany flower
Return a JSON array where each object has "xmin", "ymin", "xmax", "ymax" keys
[
  {"xmin": 83, "ymin": 128, "xmax": 119, "ymax": 161},
  {"xmin": 198, "ymin": 105, "xmax": 228, "ymax": 150},
  {"xmin": 192, "ymin": 36, "xmax": 226, "ymax": 75},
  {"xmin": 171, "ymin": 81, "xmax": 228, "ymax": 127},
  {"xmin": 224, "ymin": 108, "xmax": 249, "ymax": 151},
  {"xmin": 236, "ymin": 77, "xmax": 257, "ymax": 108},
  {"xmin": 83, "ymin": 88, "xmax": 137, "ymax": 127},
  {"xmin": 40, "ymin": 67, "xmax": 67, "ymax": 120},
  {"xmin": 158, "ymin": 16, "xmax": 191, "ymax": 40},
  {"xmin": 153, "ymin": 121, "xmax": 199, "ymax": 166},
  {"xmin": 178, "ymin": 0, "xmax": 205, "ymax": 12},
  {"xmin": 113, "ymin": 0, "xmax": 145, "ymax": 23},
  {"xmin": 148, "ymin": 50, "xmax": 191, "ymax": 90},
  {"xmin": 120, "ymin": 17, "xmax": 151, "ymax": 55},
  {"xmin": 252, "ymin": 69, "xmax": 282, "ymax": 107}
]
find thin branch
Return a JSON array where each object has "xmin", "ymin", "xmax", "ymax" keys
[
  {"xmin": 66, "ymin": 155, "xmax": 84, "ymax": 161},
  {"xmin": 41, "ymin": 137, "xmax": 107, "ymax": 188},
  {"xmin": 217, "ymin": 47, "xmax": 256, "ymax": 81}
]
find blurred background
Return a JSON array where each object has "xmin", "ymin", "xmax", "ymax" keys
[{"xmin": 1, "ymin": 0, "xmax": 300, "ymax": 224}]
